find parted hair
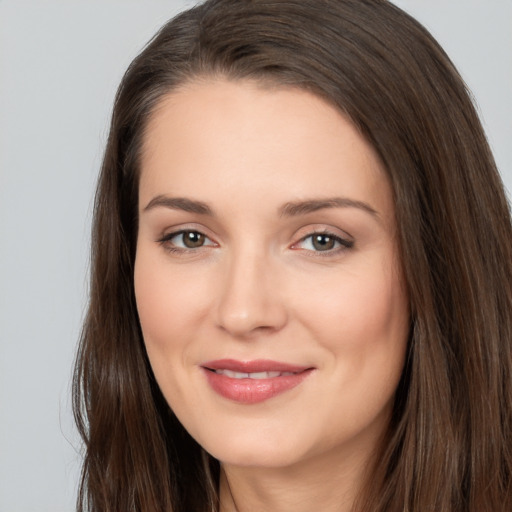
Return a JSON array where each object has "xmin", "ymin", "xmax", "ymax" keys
[{"xmin": 73, "ymin": 0, "xmax": 512, "ymax": 510}]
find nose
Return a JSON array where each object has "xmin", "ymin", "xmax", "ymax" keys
[{"xmin": 215, "ymin": 248, "xmax": 288, "ymax": 338}]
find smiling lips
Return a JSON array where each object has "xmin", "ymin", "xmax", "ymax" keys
[{"xmin": 202, "ymin": 359, "xmax": 314, "ymax": 404}]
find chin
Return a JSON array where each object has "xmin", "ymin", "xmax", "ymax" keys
[
  {"xmin": 198, "ymin": 429, "xmax": 307, "ymax": 469},
  {"xmin": 212, "ymin": 446, "xmax": 303, "ymax": 469}
]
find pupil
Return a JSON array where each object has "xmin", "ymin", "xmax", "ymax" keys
[
  {"xmin": 313, "ymin": 234, "xmax": 335, "ymax": 251},
  {"xmin": 184, "ymin": 231, "xmax": 205, "ymax": 248}
]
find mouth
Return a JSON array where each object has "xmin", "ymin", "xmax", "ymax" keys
[
  {"xmin": 201, "ymin": 359, "xmax": 315, "ymax": 404},
  {"xmin": 208, "ymin": 369, "xmax": 297, "ymax": 379}
]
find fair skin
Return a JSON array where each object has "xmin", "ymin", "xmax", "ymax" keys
[{"xmin": 134, "ymin": 79, "xmax": 410, "ymax": 512}]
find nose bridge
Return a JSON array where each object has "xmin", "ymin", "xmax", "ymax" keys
[{"xmin": 215, "ymin": 242, "xmax": 286, "ymax": 337}]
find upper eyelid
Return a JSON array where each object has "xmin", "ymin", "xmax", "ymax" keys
[
  {"xmin": 292, "ymin": 224, "xmax": 354, "ymax": 242},
  {"xmin": 157, "ymin": 224, "xmax": 215, "ymax": 240}
]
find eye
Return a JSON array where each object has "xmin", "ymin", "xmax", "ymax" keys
[
  {"xmin": 158, "ymin": 230, "xmax": 216, "ymax": 251},
  {"xmin": 294, "ymin": 232, "xmax": 353, "ymax": 253}
]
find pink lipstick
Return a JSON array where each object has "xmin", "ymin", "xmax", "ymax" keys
[{"xmin": 201, "ymin": 359, "xmax": 314, "ymax": 404}]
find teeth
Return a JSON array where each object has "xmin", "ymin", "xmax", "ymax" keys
[
  {"xmin": 250, "ymin": 371, "xmax": 280, "ymax": 379},
  {"xmin": 221, "ymin": 370, "xmax": 249, "ymax": 379},
  {"xmin": 214, "ymin": 369, "xmax": 294, "ymax": 379}
]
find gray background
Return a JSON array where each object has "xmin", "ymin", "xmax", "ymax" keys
[{"xmin": 1, "ymin": 1, "xmax": 510, "ymax": 511}]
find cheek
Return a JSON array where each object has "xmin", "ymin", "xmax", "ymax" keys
[
  {"xmin": 295, "ymin": 257, "xmax": 409, "ymax": 442},
  {"xmin": 134, "ymin": 264, "xmax": 175, "ymax": 351},
  {"xmin": 133, "ymin": 249, "xmax": 205, "ymax": 364},
  {"xmin": 133, "ymin": 249, "xmax": 211, "ymax": 415},
  {"xmin": 340, "ymin": 273, "xmax": 406, "ymax": 343},
  {"xmin": 299, "ymin": 252, "xmax": 409, "ymax": 376}
]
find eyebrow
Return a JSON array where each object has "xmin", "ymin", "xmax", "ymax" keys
[
  {"xmin": 279, "ymin": 197, "xmax": 379, "ymax": 218},
  {"xmin": 143, "ymin": 195, "xmax": 214, "ymax": 216},
  {"xmin": 143, "ymin": 194, "xmax": 379, "ymax": 219}
]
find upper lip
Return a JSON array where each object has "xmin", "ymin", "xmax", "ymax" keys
[{"xmin": 201, "ymin": 359, "xmax": 312, "ymax": 373}]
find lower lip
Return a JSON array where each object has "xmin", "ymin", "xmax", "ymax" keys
[{"xmin": 202, "ymin": 368, "xmax": 314, "ymax": 404}]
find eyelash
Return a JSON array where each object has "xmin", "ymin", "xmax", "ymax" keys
[{"xmin": 157, "ymin": 229, "xmax": 354, "ymax": 256}]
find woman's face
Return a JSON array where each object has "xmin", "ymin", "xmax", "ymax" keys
[{"xmin": 135, "ymin": 79, "xmax": 409, "ymax": 470}]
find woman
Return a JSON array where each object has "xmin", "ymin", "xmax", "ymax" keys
[{"xmin": 73, "ymin": 0, "xmax": 512, "ymax": 511}]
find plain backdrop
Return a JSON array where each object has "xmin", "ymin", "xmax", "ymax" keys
[{"xmin": 0, "ymin": 1, "xmax": 510, "ymax": 511}]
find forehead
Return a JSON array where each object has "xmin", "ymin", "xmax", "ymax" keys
[{"xmin": 139, "ymin": 79, "xmax": 393, "ymax": 222}]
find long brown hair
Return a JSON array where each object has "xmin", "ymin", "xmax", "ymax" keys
[{"xmin": 73, "ymin": 1, "xmax": 512, "ymax": 510}]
